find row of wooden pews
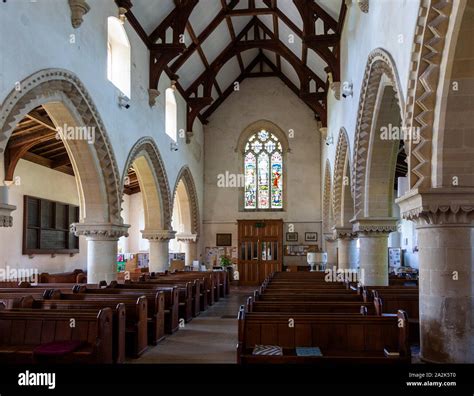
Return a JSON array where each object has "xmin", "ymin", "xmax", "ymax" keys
[
  {"xmin": 0, "ymin": 269, "xmax": 229, "ymax": 364},
  {"xmin": 237, "ymin": 271, "xmax": 419, "ymax": 364}
]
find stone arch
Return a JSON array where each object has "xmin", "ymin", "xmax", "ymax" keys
[
  {"xmin": 403, "ymin": 1, "xmax": 454, "ymax": 190},
  {"xmin": 121, "ymin": 137, "xmax": 172, "ymax": 231},
  {"xmin": 352, "ymin": 49, "xmax": 405, "ymax": 219},
  {"xmin": 322, "ymin": 159, "xmax": 333, "ymax": 234},
  {"xmin": 0, "ymin": 68, "xmax": 123, "ymax": 226},
  {"xmin": 332, "ymin": 128, "xmax": 352, "ymax": 228},
  {"xmin": 172, "ymin": 166, "xmax": 200, "ymax": 237},
  {"xmin": 432, "ymin": 1, "xmax": 474, "ymax": 189}
]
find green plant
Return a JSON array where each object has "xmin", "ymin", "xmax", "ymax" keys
[{"xmin": 220, "ymin": 256, "xmax": 232, "ymax": 267}]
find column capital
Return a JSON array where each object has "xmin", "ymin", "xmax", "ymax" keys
[
  {"xmin": 71, "ymin": 222, "xmax": 129, "ymax": 240},
  {"xmin": 176, "ymin": 233, "xmax": 198, "ymax": 243},
  {"xmin": 0, "ymin": 203, "xmax": 16, "ymax": 227},
  {"xmin": 396, "ymin": 188, "xmax": 474, "ymax": 227},
  {"xmin": 68, "ymin": 0, "xmax": 90, "ymax": 29},
  {"xmin": 351, "ymin": 217, "xmax": 398, "ymax": 236},
  {"xmin": 141, "ymin": 229, "xmax": 176, "ymax": 241},
  {"xmin": 323, "ymin": 232, "xmax": 336, "ymax": 243},
  {"xmin": 332, "ymin": 227, "xmax": 356, "ymax": 239}
]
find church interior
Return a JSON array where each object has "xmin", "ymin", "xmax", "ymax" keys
[{"xmin": 0, "ymin": 0, "xmax": 473, "ymax": 388}]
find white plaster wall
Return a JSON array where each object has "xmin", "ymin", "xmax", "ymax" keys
[
  {"xmin": 0, "ymin": 160, "xmax": 87, "ymax": 273},
  {"xmin": 0, "ymin": 0, "xmax": 204, "ymax": 231},
  {"xmin": 203, "ymin": 78, "xmax": 322, "ymax": 263}
]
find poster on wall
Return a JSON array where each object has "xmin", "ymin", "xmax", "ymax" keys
[{"xmin": 388, "ymin": 247, "xmax": 402, "ymax": 267}]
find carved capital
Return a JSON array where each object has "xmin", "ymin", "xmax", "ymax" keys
[
  {"xmin": 68, "ymin": 0, "xmax": 90, "ymax": 29},
  {"xmin": 333, "ymin": 227, "xmax": 356, "ymax": 240},
  {"xmin": 141, "ymin": 229, "xmax": 176, "ymax": 241},
  {"xmin": 396, "ymin": 188, "xmax": 474, "ymax": 226},
  {"xmin": 319, "ymin": 127, "xmax": 328, "ymax": 139},
  {"xmin": 186, "ymin": 130, "xmax": 193, "ymax": 144},
  {"xmin": 148, "ymin": 89, "xmax": 160, "ymax": 107},
  {"xmin": 351, "ymin": 217, "xmax": 398, "ymax": 236},
  {"xmin": 176, "ymin": 233, "xmax": 198, "ymax": 243},
  {"xmin": 71, "ymin": 223, "xmax": 129, "ymax": 240},
  {"xmin": 323, "ymin": 233, "xmax": 336, "ymax": 243},
  {"xmin": 0, "ymin": 203, "xmax": 16, "ymax": 227}
]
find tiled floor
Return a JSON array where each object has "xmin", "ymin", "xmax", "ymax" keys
[{"xmin": 130, "ymin": 285, "xmax": 254, "ymax": 364}]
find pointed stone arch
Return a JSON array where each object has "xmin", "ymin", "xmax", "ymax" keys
[
  {"xmin": 121, "ymin": 137, "xmax": 173, "ymax": 231},
  {"xmin": 0, "ymin": 68, "xmax": 123, "ymax": 226},
  {"xmin": 332, "ymin": 128, "xmax": 352, "ymax": 228},
  {"xmin": 351, "ymin": 49, "xmax": 405, "ymax": 219},
  {"xmin": 172, "ymin": 166, "xmax": 200, "ymax": 237}
]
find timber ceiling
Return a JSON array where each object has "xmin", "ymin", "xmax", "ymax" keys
[{"xmin": 117, "ymin": 0, "xmax": 347, "ymax": 130}]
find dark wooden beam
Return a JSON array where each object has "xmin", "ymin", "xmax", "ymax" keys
[{"xmin": 227, "ymin": 8, "xmax": 274, "ymax": 16}]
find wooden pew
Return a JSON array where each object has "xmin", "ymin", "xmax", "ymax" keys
[
  {"xmin": 0, "ymin": 308, "xmax": 113, "ymax": 364},
  {"xmin": 237, "ymin": 307, "xmax": 410, "ymax": 364},
  {"xmin": 76, "ymin": 287, "xmax": 178, "ymax": 335},
  {"xmin": 116, "ymin": 280, "xmax": 194, "ymax": 322},
  {"xmin": 38, "ymin": 269, "xmax": 86, "ymax": 284},
  {"xmin": 22, "ymin": 296, "xmax": 147, "ymax": 360},
  {"xmin": 247, "ymin": 297, "xmax": 375, "ymax": 315}
]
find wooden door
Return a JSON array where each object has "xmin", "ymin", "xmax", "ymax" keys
[{"xmin": 237, "ymin": 219, "xmax": 283, "ymax": 285}]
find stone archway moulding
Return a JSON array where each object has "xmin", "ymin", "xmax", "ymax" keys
[
  {"xmin": 403, "ymin": 1, "xmax": 453, "ymax": 190},
  {"xmin": 351, "ymin": 49, "xmax": 405, "ymax": 219},
  {"xmin": 172, "ymin": 165, "xmax": 200, "ymax": 238},
  {"xmin": 322, "ymin": 159, "xmax": 333, "ymax": 234},
  {"xmin": 0, "ymin": 68, "xmax": 123, "ymax": 227},
  {"xmin": 121, "ymin": 137, "xmax": 173, "ymax": 231},
  {"xmin": 332, "ymin": 128, "xmax": 350, "ymax": 228}
]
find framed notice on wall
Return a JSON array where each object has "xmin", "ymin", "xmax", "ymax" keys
[{"xmin": 388, "ymin": 247, "xmax": 403, "ymax": 267}]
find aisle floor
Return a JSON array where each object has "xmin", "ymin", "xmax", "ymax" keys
[{"xmin": 130, "ymin": 285, "xmax": 253, "ymax": 364}]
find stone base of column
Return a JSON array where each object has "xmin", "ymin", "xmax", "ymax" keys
[
  {"xmin": 323, "ymin": 233, "xmax": 338, "ymax": 267},
  {"xmin": 333, "ymin": 227, "xmax": 355, "ymax": 270},
  {"xmin": 176, "ymin": 233, "xmax": 198, "ymax": 267}
]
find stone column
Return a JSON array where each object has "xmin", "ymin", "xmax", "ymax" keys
[
  {"xmin": 348, "ymin": 238, "xmax": 359, "ymax": 270},
  {"xmin": 176, "ymin": 233, "xmax": 198, "ymax": 267},
  {"xmin": 352, "ymin": 218, "xmax": 397, "ymax": 286},
  {"xmin": 333, "ymin": 227, "xmax": 355, "ymax": 270},
  {"xmin": 397, "ymin": 189, "xmax": 474, "ymax": 363},
  {"xmin": 72, "ymin": 223, "xmax": 129, "ymax": 284},
  {"xmin": 141, "ymin": 229, "xmax": 176, "ymax": 273},
  {"xmin": 323, "ymin": 233, "xmax": 337, "ymax": 268},
  {"xmin": 0, "ymin": 185, "xmax": 16, "ymax": 227}
]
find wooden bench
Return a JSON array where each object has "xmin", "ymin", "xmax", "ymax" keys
[
  {"xmin": 22, "ymin": 295, "xmax": 147, "ymax": 360},
  {"xmin": 237, "ymin": 308, "xmax": 410, "ymax": 364},
  {"xmin": 38, "ymin": 269, "xmax": 86, "ymax": 284},
  {"xmin": 0, "ymin": 308, "xmax": 113, "ymax": 364},
  {"xmin": 116, "ymin": 280, "xmax": 194, "ymax": 322},
  {"xmin": 247, "ymin": 297, "xmax": 375, "ymax": 315}
]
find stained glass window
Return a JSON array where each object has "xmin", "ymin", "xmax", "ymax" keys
[{"xmin": 244, "ymin": 130, "xmax": 283, "ymax": 209}]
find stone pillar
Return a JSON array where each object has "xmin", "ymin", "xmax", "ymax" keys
[
  {"xmin": 72, "ymin": 223, "xmax": 129, "ymax": 284},
  {"xmin": 397, "ymin": 190, "xmax": 474, "ymax": 363},
  {"xmin": 352, "ymin": 218, "xmax": 397, "ymax": 286},
  {"xmin": 348, "ymin": 238, "xmax": 359, "ymax": 270},
  {"xmin": 141, "ymin": 229, "xmax": 176, "ymax": 273},
  {"xmin": 323, "ymin": 233, "xmax": 337, "ymax": 268},
  {"xmin": 0, "ymin": 185, "xmax": 16, "ymax": 227},
  {"xmin": 333, "ymin": 227, "xmax": 355, "ymax": 270},
  {"xmin": 176, "ymin": 233, "xmax": 198, "ymax": 267}
]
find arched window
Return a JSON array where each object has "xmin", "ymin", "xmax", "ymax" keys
[
  {"xmin": 244, "ymin": 130, "xmax": 283, "ymax": 210},
  {"xmin": 107, "ymin": 16, "xmax": 131, "ymax": 98},
  {"xmin": 165, "ymin": 87, "xmax": 177, "ymax": 141}
]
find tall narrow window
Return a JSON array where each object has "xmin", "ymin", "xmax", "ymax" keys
[
  {"xmin": 244, "ymin": 130, "xmax": 283, "ymax": 210},
  {"xmin": 165, "ymin": 87, "xmax": 177, "ymax": 141},
  {"xmin": 107, "ymin": 17, "xmax": 131, "ymax": 98}
]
